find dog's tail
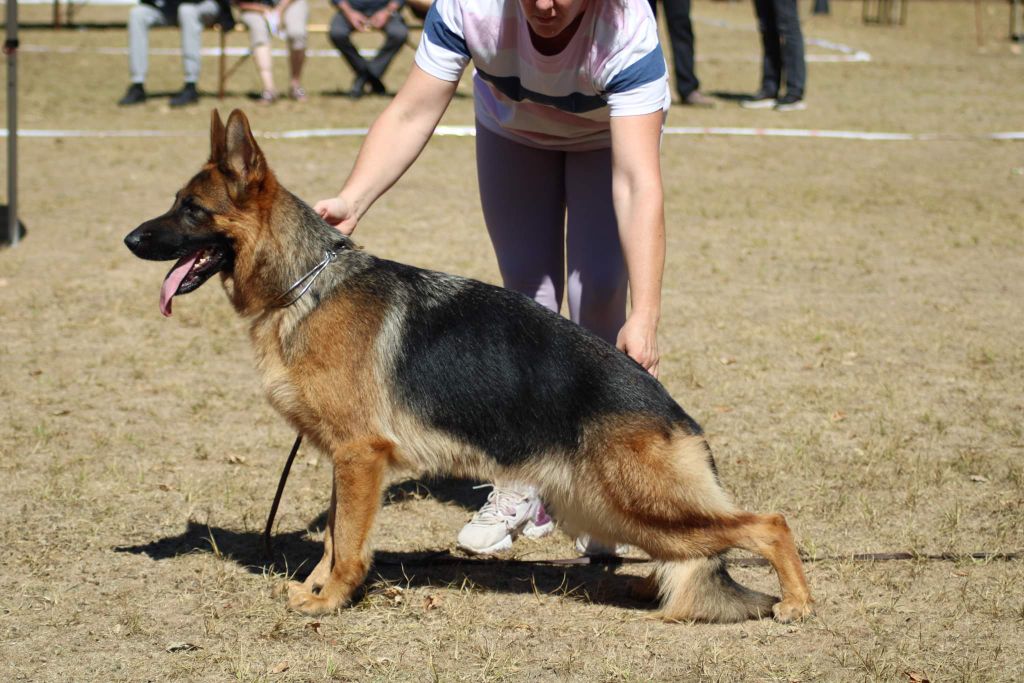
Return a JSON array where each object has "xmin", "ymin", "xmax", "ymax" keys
[{"xmin": 653, "ymin": 555, "xmax": 776, "ymax": 623}]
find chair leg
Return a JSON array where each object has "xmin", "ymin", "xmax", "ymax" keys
[{"xmin": 218, "ymin": 29, "xmax": 227, "ymax": 100}]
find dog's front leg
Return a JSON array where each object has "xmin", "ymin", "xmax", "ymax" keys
[
  {"xmin": 290, "ymin": 481, "xmax": 336, "ymax": 596},
  {"xmin": 287, "ymin": 437, "xmax": 392, "ymax": 616}
]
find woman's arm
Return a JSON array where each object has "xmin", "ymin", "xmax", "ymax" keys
[
  {"xmin": 609, "ymin": 110, "xmax": 666, "ymax": 377},
  {"xmin": 314, "ymin": 64, "xmax": 459, "ymax": 234}
]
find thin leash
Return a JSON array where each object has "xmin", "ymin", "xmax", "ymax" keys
[{"xmin": 262, "ymin": 433, "xmax": 302, "ymax": 559}]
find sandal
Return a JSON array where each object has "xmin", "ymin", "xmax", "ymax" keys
[{"xmin": 289, "ymin": 85, "xmax": 307, "ymax": 102}]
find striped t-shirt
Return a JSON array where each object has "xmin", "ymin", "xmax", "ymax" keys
[{"xmin": 415, "ymin": 0, "xmax": 671, "ymax": 151}]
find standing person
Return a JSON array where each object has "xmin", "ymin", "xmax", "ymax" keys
[
  {"xmin": 117, "ymin": 0, "xmax": 235, "ymax": 107},
  {"xmin": 656, "ymin": 0, "xmax": 715, "ymax": 107},
  {"xmin": 236, "ymin": 0, "xmax": 310, "ymax": 103},
  {"xmin": 314, "ymin": 0, "xmax": 670, "ymax": 555},
  {"xmin": 328, "ymin": 0, "xmax": 408, "ymax": 98},
  {"xmin": 741, "ymin": 0, "xmax": 806, "ymax": 111}
]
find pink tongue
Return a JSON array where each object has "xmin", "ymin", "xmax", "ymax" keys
[{"xmin": 160, "ymin": 253, "xmax": 200, "ymax": 317}]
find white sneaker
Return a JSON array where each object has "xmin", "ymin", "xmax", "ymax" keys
[
  {"xmin": 740, "ymin": 91, "xmax": 778, "ymax": 110},
  {"xmin": 574, "ymin": 534, "xmax": 630, "ymax": 558},
  {"xmin": 522, "ymin": 503, "xmax": 555, "ymax": 539},
  {"xmin": 457, "ymin": 485, "xmax": 544, "ymax": 555}
]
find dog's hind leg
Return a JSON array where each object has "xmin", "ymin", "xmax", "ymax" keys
[
  {"xmin": 652, "ymin": 513, "xmax": 812, "ymax": 623},
  {"xmin": 727, "ymin": 512, "xmax": 813, "ymax": 622},
  {"xmin": 287, "ymin": 437, "xmax": 393, "ymax": 616},
  {"xmin": 590, "ymin": 430, "xmax": 810, "ymax": 622}
]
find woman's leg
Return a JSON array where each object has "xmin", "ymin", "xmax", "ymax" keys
[
  {"xmin": 284, "ymin": 0, "xmax": 309, "ymax": 95},
  {"xmin": 241, "ymin": 10, "xmax": 276, "ymax": 96},
  {"xmin": 475, "ymin": 123, "xmax": 567, "ymax": 313},
  {"xmin": 564, "ymin": 145, "xmax": 628, "ymax": 558},
  {"xmin": 456, "ymin": 124, "xmax": 566, "ymax": 555},
  {"xmin": 564, "ymin": 146, "xmax": 627, "ymax": 346}
]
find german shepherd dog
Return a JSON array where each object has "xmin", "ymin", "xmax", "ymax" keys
[{"xmin": 124, "ymin": 110, "xmax": 812, "ymax": 623}]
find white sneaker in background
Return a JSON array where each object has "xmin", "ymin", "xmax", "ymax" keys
[
  {"xmin": 522, "ymin": 503, "xmax": 555, "ymax": 539},
  {"xmin": 457, "ymin": 485, "xmax": 543, "ymax": 555},
  {"xmin": 574, "ymin": 534, "xmax": 630, "ymax": 558}
]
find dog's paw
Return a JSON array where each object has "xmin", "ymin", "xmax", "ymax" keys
[
  {"xmin": 287, "ymin": 585, "xmax": 340, "ymax": 616},
  {"xmin": 772, "ymin": 598, "xmax": 813, "ymax": 623}
]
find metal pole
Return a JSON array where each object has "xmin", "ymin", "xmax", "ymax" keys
[{"xmin": 5, "ymin": 0, "xmax": 19, "ymax": 247}]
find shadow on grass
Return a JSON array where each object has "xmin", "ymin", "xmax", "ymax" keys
[
  {"xmin": 708, "ymin": 90, "xmax": 759, "ymax": 103},
  {"xmin": 114, "ymin": 484, "xmax": 654, "ymax": 611}
]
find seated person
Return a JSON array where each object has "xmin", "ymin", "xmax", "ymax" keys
[
  {"xmin": 235, "ymin": 0, "xmax": 309, "ymax": 103},
  {"xmin": 327, "ymin": 0, "xmax": 407, "ymax": 98},
  {"xmin": 118, "ymin": 0, "xmax": 234, "ymax": 107}
]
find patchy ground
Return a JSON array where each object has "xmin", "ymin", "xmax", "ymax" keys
[{"xmin": 1, "ymin": 1, "xmax": 1023, "ymax": 680}]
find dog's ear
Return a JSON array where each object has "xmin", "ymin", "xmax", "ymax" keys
[
  {"xmin": 209, "ymin": 109, "xmax": 226, "ymax": 163},
  {"xmin": 223, "ymin": 109, "xmax": 267, "ymax": 191}
]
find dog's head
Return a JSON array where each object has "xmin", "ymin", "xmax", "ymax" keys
[{"xmin": 124, "ymin": 109, "xmax": 275, "ymax": 316}]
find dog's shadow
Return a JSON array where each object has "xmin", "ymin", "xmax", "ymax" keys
[{"xmin": 114, "ymin": 477, "xmax": 653, "ymax": 612}]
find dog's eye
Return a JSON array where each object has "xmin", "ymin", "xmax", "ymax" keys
[{"xmin": 183, "ymin": 200, "xmax": 210, "ymax": 220}]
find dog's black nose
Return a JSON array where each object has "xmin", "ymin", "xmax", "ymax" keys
[{"xmin": 124, "ymin": 229, "xmax": 143, "ymax": 252}]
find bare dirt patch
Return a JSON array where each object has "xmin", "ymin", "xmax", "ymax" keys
[{"xmin": 2, "ymin": 2, "xmax": 1023, "ymax": 680}]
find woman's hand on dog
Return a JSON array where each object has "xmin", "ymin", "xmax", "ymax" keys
[
  {"xmin": 617, "ymin": 314, "xmax": 660, "ymax": 378},
  {"xmin": 314, "ymin": 196, "xmax": 358, "ymax": 235}
]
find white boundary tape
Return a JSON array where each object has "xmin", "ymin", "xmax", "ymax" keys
[
  {"xmin": 20, "ymin": 45, "xmax": 378, "ymax": 59},
  {"xmin": 3, "ymin": 126, "xmax": 1022, "ymax": 141},
  {"xmin": 694, "ymin": 16, "xmax": 872, "ymax": 63}
]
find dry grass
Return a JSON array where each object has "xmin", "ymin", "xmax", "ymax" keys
[{"xmin": 2, "ymin": 1, "xmax": 1023, "ymax": 680}]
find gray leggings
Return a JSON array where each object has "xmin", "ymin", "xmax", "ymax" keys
[{"xmin": 475, "ymin": 123, "xmax": 627, "ymax": 345}]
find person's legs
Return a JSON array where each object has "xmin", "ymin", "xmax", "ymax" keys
[
  {"xmin": 328, "ymin": 12, "xmax": 371, "ymax": 92},
  {"xmin": 773, "ymin": 0, "xmax": 806, "ymax": 99},
  {"xmin": 284, "ymin": 0, "xmax": 309, "ymax": 96},
  {"xmin": 662, "ymin": 0, "xmax": 699, "ymax": 100},
  {"xmin": 241, "ymin": 11, "xmax": 276, "ymax": 98},
  {"xmin": 565, "ymin": 145, "xmax": 631, "ymax": 558},
  {"xmin": 121, "ymin": 3, "xmax": 166, "ymax": 103},
  {"xmin": 177, "ymin": 0, "xmax": 219, "ymax": 84},
  {"xmin": 366, "ymin": 13, "xmax": 409, "ymax": 88},
  {"xmin": 752, "ymin": 0, "xmax": 781, "ymax": 97},
  {"xmin": 564, "ymin": 146, "xmax": 627, "ymax": 346},
  {"xmin": 127, "ymin": 4, "xmax": 166, "ymax": 85},
  {"xmin": 476, "ymin": 124, "xmax": 567, "ymax": 314},
  {"xmin": 455, "ymin": 124, "xmax": 567, "ymax": 555}
]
